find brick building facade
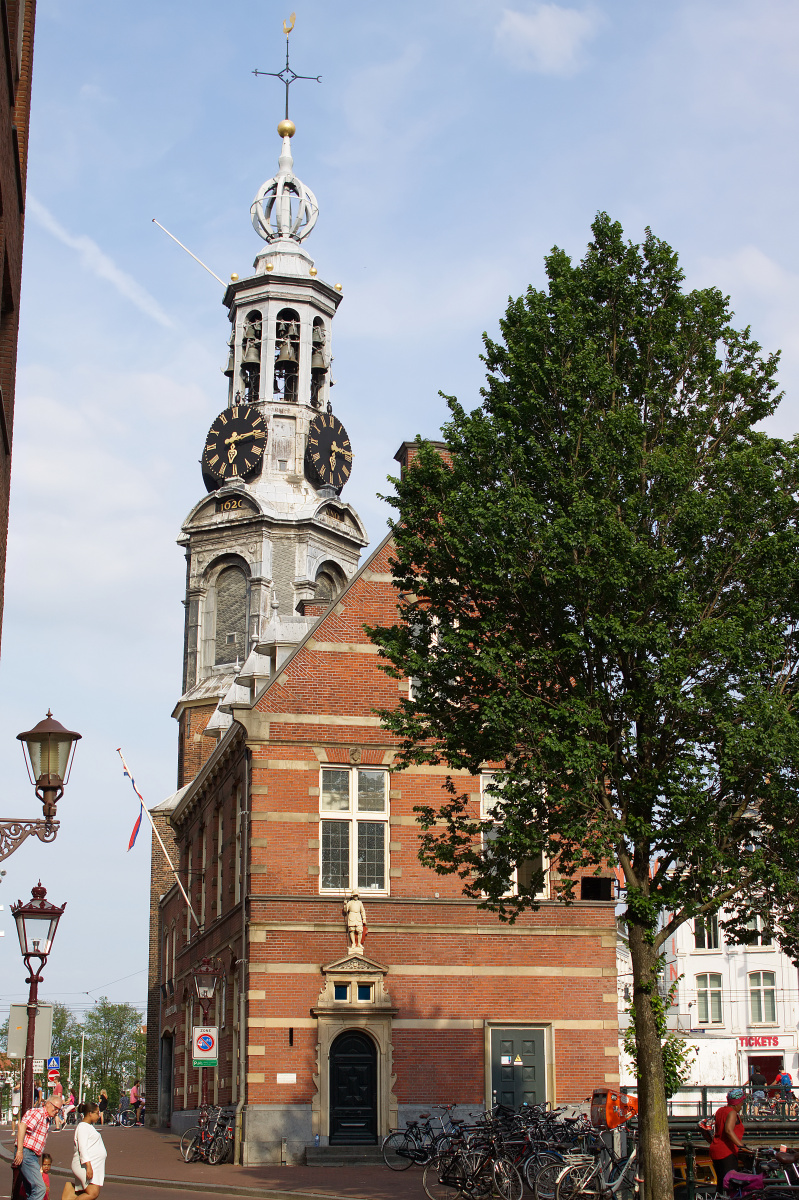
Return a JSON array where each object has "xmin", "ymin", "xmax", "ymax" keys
[
  {"xmin": 0, "ymin": 0, "xmax": 37, "ymax": 643},
  {"xmin": 146, "ymin": 114, "xmax": 619, "ymax": 1163}
]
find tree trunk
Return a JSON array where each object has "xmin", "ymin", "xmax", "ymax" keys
[{"xmin": 628, "ymin": 924, "xmax": 673, "ymax": 1200}]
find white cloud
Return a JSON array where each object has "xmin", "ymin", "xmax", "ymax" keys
[
  {"xmin": 495, "ymin": 3, "xmax": 600, "ymax": 75},
  {"xmin": 27, "ymin": 195, "xmax": 174, "ymax": 328}
]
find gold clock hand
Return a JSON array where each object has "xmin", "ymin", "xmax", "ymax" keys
[
  {"xmin": 225, "ymin": 429, "xmax": 263, "ymax": 445},
  {"xmin": 330, "ymin": 442, "xmax": 352, "ymax": 460}
]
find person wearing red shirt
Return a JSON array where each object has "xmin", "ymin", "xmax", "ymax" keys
[
  {"xmin": 12, "ymin": 1094, "xmax": 63, "ymax": 1200},
  {"xmin": 708, "ymin": 1087, "xmax": 749, "ymax": 1190}
]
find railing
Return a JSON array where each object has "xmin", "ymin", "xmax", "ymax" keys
[{"xmin": 620, "ymin": 1083, "xmax": 799, "ymax": 1123}]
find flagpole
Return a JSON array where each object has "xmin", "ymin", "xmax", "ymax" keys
[{"xmin": 117, "ymin": 748, "xmax": 201, "ymax": 930}]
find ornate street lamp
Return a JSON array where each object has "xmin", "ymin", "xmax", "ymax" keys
[
  {"xmin": 193, "ymin": 957, "xmax": 224, "ymax": 1112},
  {"xmin": 0, "ymin": 712, "xmax": 81, "ymax": 861},
  {"xmin": 11, "ymin": 882, "xmax": 66, "ymax": 1116}
]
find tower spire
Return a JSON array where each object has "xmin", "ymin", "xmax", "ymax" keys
[
  {"xmin": 250, "ymin": 15, "xmax": 321, "ymax": 249},
  {"xmin": 253, "ymin": 14, "xmax": 321, "ymax": 122}
]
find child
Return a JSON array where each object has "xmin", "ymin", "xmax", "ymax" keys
[{"xmin": 41, "ymin": 1152, "xmax": 52, "ymax": 1200}]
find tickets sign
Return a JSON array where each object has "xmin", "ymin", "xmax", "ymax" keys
[{"xmin": 192, "ymin": 1026, "xmax": 218, "ymax": 1068}]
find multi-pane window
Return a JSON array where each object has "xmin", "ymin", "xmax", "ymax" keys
[
  {"xmin": 320, "ymin": 767, "xmax": 389, "ymax": 892},
  {"xmin": 749, "ymin": 971, "xmax": 777, "ymax": 1024},
  {"xmin": 743, "ymin": 917, "xmax": 772, "ymax": 946},
  {"xmin": 696, "ymin": 973, "xmax": 723, "ymax": 1024},
  {"xmin": 481, "ymin": 774, "xmax": 548, "ymax": 899},
  {"xmin": 694, "ymin": 915, "xmax": 720, "ymax": 949}
]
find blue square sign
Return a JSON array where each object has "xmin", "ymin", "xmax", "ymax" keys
[{"xmin": 47, "ymin": 1056, "xmax": 60, "ymax": 1071}]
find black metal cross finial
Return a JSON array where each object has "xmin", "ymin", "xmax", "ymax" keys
[{"xmin": 253, "ymin": 13, "xmax": 322, "ymax": 121}]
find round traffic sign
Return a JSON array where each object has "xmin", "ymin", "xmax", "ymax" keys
[{"xmin": 196, "ymin": 1033, "xmax": 215, "ymax": 1052}]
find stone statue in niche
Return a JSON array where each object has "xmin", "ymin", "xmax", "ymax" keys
[{"xmin": 343, "ymin": 891, "xmax": 366, "ymax": 954}]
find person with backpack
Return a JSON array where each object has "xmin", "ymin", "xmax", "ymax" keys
[{"xmin": 771, "ymin": 1068, "xmax": 794, "ymax": 1103}]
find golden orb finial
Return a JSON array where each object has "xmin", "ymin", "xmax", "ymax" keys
[
  {"xmin": 265, "ymin": 262, "xmax": 275, "ymax": 272},
  {"xmin": 334, "ymin": 283, "xmax": 343, "ymax": 292},
  {"xmin": 277, "ymin": 119, "xmax": 296, "ymax": 138},
  {"xmin": 230, "ymin": 272, "xmax": 239, "ymax": 282},
  {"xmin": 309, "ymin": 266, "xmax": 318, "ymax": 277}
]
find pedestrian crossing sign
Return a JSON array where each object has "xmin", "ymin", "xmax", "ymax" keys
[{"xmin": 47, "ymin": 1056, "xmax": 60, "ymax": 1071}]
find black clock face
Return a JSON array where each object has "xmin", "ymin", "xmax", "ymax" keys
[
  {"xmin": 306, "ymin": 413, "xmax": 352, "ymax": 490},
  {"xmin": 202, "ymin": 404, "xmax": 266, "ymax": 490}
]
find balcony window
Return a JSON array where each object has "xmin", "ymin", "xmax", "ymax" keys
[
  {"xmin": 696, "ymin": 972, "xmax": 723, "ymax": 1024},
  {"xmin": 749, "ymin": 971, "xmax": 777, "ymax": 1024}
]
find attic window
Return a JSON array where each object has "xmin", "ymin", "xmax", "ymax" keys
[{"xmin": 580, "ymin": 876, "xmax": 614, "ymax": 901}]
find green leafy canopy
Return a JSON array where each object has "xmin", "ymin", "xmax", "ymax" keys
[{"xmin": 368, "ymin": 212, "xmax": 799, "ymax": 955}]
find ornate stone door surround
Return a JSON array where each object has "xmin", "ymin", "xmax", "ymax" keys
[{"xmin": 311, "ymin": 953, "xmax": 398, "ymax": 1141}]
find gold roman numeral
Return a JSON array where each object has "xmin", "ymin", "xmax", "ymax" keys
[
  {"xmin": 208, "ymin": 454, "xmax": 219, "ymax": 465},
  {"xmin": 219, "ymin": 413, "xmax": 228, "ymax": 425}
]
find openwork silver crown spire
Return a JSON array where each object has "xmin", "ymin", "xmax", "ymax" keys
[{"xmin": 251, "ymin": 15, "xmax": 321, "ymax": 245}]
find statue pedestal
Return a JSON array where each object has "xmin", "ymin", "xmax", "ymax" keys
[{"xmin": 350, "ymin": 945, "xmax": 364, "ymax": 955}]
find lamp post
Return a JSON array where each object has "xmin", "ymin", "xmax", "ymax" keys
[
  {"xmin": 0, "ymin": 712, "xmax": 81, "ymax": 862},
  {"xmin": 11, "ymin": 882, "xmax": 66, "ymax": 1116},
  {"xmin": 193, "ymin": 957, "xmax": 223, "ymax": 1110}
]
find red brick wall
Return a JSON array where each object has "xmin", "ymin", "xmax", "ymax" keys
[{"xmin": 0, "ymin": 0, "xmax": 36, "ymax": 648}]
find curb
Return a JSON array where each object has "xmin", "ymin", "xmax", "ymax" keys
[{"xmin": 0, "ymin": 1138, "xmax": 373, "ymax": 1200}]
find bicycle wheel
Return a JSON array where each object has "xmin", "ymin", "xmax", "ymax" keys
[
  {"xmin": 208, "ymin": 1135, "xmax": 228, "ymax": 1165},
  {"xmin": 525, "ymin": 1153, "xmax": 564, "ymax": 1192},
  {"xmin": 535, "ymin": 1161, "xmax": 570, "ymax": 1200},
  {"xmin": 423, "ymin": 1153, "xmax": 467, "ymax": 1200},
  {"xmin": 180, "ymin": 1127, "xmax": 200, "ymax": 1159},
  {"xmin": 555, "ymin": 1163, "xmax": 598, "ymax": 1200},
  {"xmin": 493, "ymin": 1158, "xmax": 524, "ymax": 1200},
  {"xmin": 383, "ymin": 1130, "xmax": 419, "ymax": 1171}
]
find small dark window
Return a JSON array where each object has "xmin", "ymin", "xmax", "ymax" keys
[
  {"xmin": 357, "ymin": 984, "xmax": 373, "ymax": 1001},
  {"xmin": 334, "ymin": 983, "xmax": 348, "ymax": 1001},
  {"xmin": 580, "ymin": 876, "xmax": 613, "ymax": 901}
]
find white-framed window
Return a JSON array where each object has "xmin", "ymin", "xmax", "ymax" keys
[
  {"xmin": 696, "ymin": 972, "xmax": 723, "ymax": 1024},
  {"xmin": 743, "ymin": 917, "xmax": 772, "ymax": 946},
  {"xmin": 694, "ymin": 915, "xmax": 720, "ymax": 949},
  {"xmin": 480, "ymin": 774, "xmax": 548, "ymax": 899},
  {"xmin": 749, "ymin": 971, "xmax": 777, "ymax": 1024},
  {"xmin": 320, "ymin": 766, "xmax": 389, "ymax": 892}
]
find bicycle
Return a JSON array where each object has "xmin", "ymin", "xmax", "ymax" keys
[
  {"xmin": 549, "ymin": 1137, "xmax": 639, "ymax": 1200},
  {"xmin": 423, "ymin": 1130, "xmax": 523, "ymax": 1200},
  {"xmin": 383, "ymin": 1104, "xmax": 462, "ymax": 1170}
]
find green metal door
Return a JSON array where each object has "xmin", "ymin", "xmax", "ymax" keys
[{"xmin": 490, "ymin": 1028, "xmax": 545, "ymax": 1108}]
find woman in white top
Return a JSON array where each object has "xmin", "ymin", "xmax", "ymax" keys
[{"xmin": 61, "ymin": 1101, "xmax": 107, "ymax": 1200}]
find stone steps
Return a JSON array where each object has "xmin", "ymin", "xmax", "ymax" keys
[{"xmin": 304, "ymin": 1144, "xmax": 383, "ymax": 1167}]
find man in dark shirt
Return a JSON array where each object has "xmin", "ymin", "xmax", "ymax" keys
[{"xmin": 750, "ymin": 1068, "xmax": 767, "ymax": 1101}]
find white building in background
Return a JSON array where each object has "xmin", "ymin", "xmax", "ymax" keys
[{"xmin": 619, "ymin": 915, "xmax": 799, "ymax": 1090}]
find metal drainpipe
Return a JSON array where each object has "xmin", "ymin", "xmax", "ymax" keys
[{"xmin": 234, "ymin": 747, "xmax": 250, "ymax": 1165}]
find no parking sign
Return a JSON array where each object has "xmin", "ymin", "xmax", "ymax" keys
[{"xmin": 192, "ymin": 1026, "xmax": 218, "ymax": 1068}]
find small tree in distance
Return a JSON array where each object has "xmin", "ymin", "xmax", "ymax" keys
[{"xmin": 368, "ymin": 214, "xmax": 799, "ymax": 1200}]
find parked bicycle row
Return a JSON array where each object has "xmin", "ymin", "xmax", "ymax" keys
[
  {"xmin": 382, "ymin": 1094, "xmax": 640, "ymax": 1200},
  {"xmin": 179, "ymin": 1105, "xmax": 236, "ymax": 1165}
]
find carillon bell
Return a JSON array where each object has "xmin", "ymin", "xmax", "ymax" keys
[
  {"xmin": 284, "ymin": 321, "xmax": 299, "ymax": 341},
  {"xmin": 311, "ymin": 347, "xmax": 327, "ymax": 371},
  {"xmin": 224, "ymin": 349, "xmax": 235, "ymax": 377},
  {"xmin": 241, "ymin": 342, "xmax": 261, "ymax": 365},
  {"xmin": 275, "ymin": 339, "xmax": 297, "ymax": 367},
  {"xmin": 312, "ymin": 325, "xmax": 325, "ymax": 345}
]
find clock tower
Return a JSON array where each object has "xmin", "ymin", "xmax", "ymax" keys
[{"xmin": 174, "ymin": 116, "xmax": 368, "ymax": 785}]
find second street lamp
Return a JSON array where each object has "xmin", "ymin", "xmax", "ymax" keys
[
  {"xmin": 0, "ymin": 711, "xmax": 81, "ymax": 862},
  {"xmin": 12, "ymin": 882, "xmax": 66, "ymax": 1116}
]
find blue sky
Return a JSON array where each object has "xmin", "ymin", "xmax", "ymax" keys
[{"xmin": 1, "ymin": 0, "xmax": 798, "ymax": 1025}]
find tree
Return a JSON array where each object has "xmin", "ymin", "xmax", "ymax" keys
[
  {"xmin": 81, "ymin": 998, "xmax": 144, "ymax": 1106},
  {"xmin": 622, "ymin": 976, "xmax": 698, "ymax": 1100},
  {"xmin": 368, "ymin": 214, "xmax": 799, "ymax": 1200}
]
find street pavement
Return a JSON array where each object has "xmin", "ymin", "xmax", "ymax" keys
[{"xmin": 0, "ymin": 1126, "xmax": 422, "ymax": 1200}]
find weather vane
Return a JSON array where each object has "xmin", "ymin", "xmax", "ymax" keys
[{"xmin": 253, "ymin": 14, "xmax": 322, "ymax": 121}]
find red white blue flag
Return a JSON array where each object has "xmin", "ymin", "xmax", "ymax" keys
[{"xmin": 118, "ymin": 749, "xmax": 145, "ymax": 851}]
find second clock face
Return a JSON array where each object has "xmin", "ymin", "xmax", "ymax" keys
[
  {"xmin": 202, "ymin": 404, "xmax": 266, "ymax": 489},
  {"xmin": 306, "ymin": 413, "xmax": 352, "ymax": 490}
]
